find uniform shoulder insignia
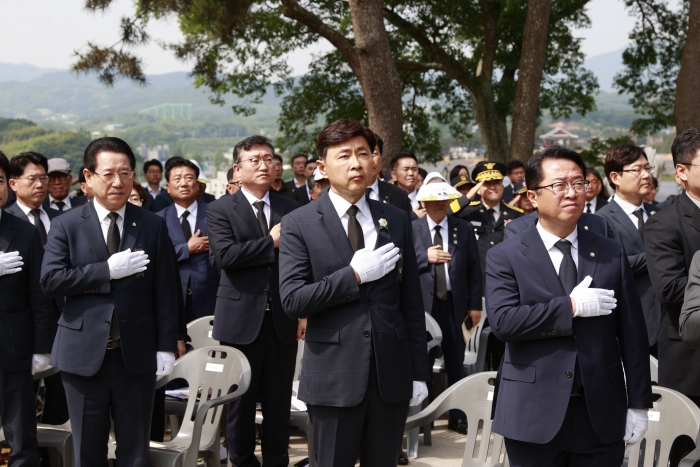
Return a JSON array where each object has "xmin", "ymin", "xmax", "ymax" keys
[
  {"xmin": 469, "ymin": 200, "xmax": 481, "ymax": 206},
  {"xmin": 450, "ymin": 199, "xmax": 462, "ymax": 213},
  {"xmin": 503, "ymin": 202, "xmax": 524, "ymax": 213}
]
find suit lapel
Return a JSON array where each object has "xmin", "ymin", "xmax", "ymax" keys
[
  {"xmin": 232, "ymin": 190, "xmax": 263, "ymax": 239},
  {"xmin": 0, "ymin": 214, "xmax": 15, "ymax": 253},
  {"xmin": 318, "ymin": 194, "xmax": 354, "ymax": 266},
  {"xmin": 368, "ymin": 200, "xmax": 390, "ymax": 250},
  {"xmin": 521, "ymin": 224, "xmax": 566, "ymax": 296},
  {"xmin": 378, "ymin": 181, "xmax": 391, "ymax": 204},
  {"xmin": 576, "ymin": 226, "xmax": 599, "ymax": 283},
  {"xmin": 269, "ymin": 193, "xmax": 284, "ymax": 228},
  {"xmin": 608, "ymin": 200, "xmax": 644, "ymax": 251},
  {"xmin": 79, "ymin": 202, "xmax": 110, "ymax": 261},
  {"xmin": 119, "ymin": 203, "xmax": 144, "ymax": 252},
  {"xmin": 195, "ymin": 202, "xmax": 207, "ymax": 235},
  {"xmin": 680, "ymin": 194, "xmax": 700, "ymax": 234},
  {"xmin": 165, "ymin": 205, "xmax": 187, "ymax": 244}
]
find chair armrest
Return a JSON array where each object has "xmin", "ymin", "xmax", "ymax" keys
[
  {"xmin": 427, "ymin": 336, "xmax": 442, "ymax": 352},
  {"xmin": 404, "ymin": 386, "xmax": 454, "ymax": 432},
  {"xmin": 155, "ymin": 373, "xmax": 175, "ymax": 389},
  {"xmin": 183, "ymin": 385, "xmax": 247, "ymax": 467},
  {"xmin": 678, "ymin": 446, "xmax": 700, "ymax": 467}
]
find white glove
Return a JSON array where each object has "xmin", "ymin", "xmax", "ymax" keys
[
  {"xmin": 624, "ymin": 408, "xmax": 649, "ymax": 445},
  {"xmin": 409, "ymin": 381, "xmax": 429, "ymax": 407},
  {"xmin": 0, "ymin": 251, "xmax": 23, "ymax": 276},
  {"xmin": 156, "ymin": 351, "xmax": 175, "ymax": 376},
  {"xmin": 31, "ymin": 354, "xmax": 51, "ymax": 375},
  {"xmin": 350, "ymin": 243, "xmax": 400, "ymax": 284},
  {"xmin": 570, "ymin": 275, "xmax": 617, "ymax": 318},
  {"xmin": 107, "ymin": 248, "xmax": 149, "ymax": 280}
]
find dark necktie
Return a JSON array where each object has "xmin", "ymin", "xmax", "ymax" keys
[
  {"xmin": 107, "ymin": 212, "xmax": 121, "ymax": 256},
  {"xmin": 586, "ymin": 202, "xmax": 592, "ymax": 214},
  {"xmin": 488, "ymin": 208, "xmax": 497, "ymax": 225},
  {"xmin": 347, "ymin": 205, "xmax": 365, "ymax": 252},
  {"xmin": 434, "ymin": 225, "xmax": 448, "ymax": 300},
  {"xmin": 554, "ymin": 239, "xmax": 577, "ymax": 295},
  {"xmin": 55, "ymin": 201, "xmax": 65, "ymax": 212},
  {"xmin": 30, "ymin": 209, "xmax": 48, "ymax": 245},
  {"xmin": 365, "ymin": 187, "xmax": 373, "ymax": 199},
  {"xmin": 253, "ymin": 201, "xmax": 269, "ymax": 236},
  {"xmin": 633, "ymin": 209, "xmax": 645, "ymax": 242},
  {"xmin": 181, "ymin": 210, "xmax": 192, "ymax": 241}
]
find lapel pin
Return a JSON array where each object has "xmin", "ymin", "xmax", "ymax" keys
[
  {"xmin": 590, "ymin": 252, "xmax": 595, "ymax": 258},
  {"xmin": 584, "ymin": 226, "xmax": 589, "ymax": 230},
  {"xmin": 132, "ymin": 222, "xmax": 136, "ymax": 226},
  {"xmin": 651, "ymin": 211, "xmax": 656, "ymax": 215},
  {"xmin": 454, "ymin": 227, "xmax": 458, "ymax": 231},
  {"xmin": 479, "ymin": 209, "xmax": 484, "ymax": 213}
]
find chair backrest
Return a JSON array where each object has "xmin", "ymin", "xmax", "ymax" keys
[
  {"xmin": 163, "ymin": 345, "xmax": 251, "ymax": 451},
  {"xmin": 187, "ymin": 316, "xmax": 219, "ymax": 349},
  {"xmin": 650, "ymin": 356, "xmax": 659, "ymax": 385},
  {"xmin": 464, "ymin": 298, "xmax": 487, "ymax": 364},
  {"xmin": 627, "ymin": 385, "xmax": 700, "ymax": 467},
  {"xmin": 406, "ymin": 371, "xmax": 507, "ymax": 467},
  {"xmin": 293, "ymin": 339, "xmax": 304, "ymax": 382},
  {"xmin": 425, "ymin": 312, "xmax": 443, "ymax": 352}
]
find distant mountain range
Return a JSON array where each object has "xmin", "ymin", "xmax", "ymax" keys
[{"xmin": 0, "ymin": 47, "xmax": 628, "ymax": 122}]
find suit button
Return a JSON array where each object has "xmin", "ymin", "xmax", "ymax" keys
[
  {"xmin": 263, "ymin": 290, "xmax": 268, "ymax": 295},
  {"xmin": 490, "ymin": 241, "xmax": 494, "ymax": 245},
  {"xmin": 574, "ymin": 335, "xmax": 580, "ymax": 342},
  {"xmin": 363, "ymin": 330, "xmax": 370, "ymax": 337},
  {"xmin": 105, "ymin": 321, "xmax": 110, "ymax": 326},
  {"xmin": 541, "ymin": 332, "xmax": 547, "ymax": 337},
  {"xmin": 565, "ymin": 371, "xmax": 572, "ymax": 378},
  {"xmin": 367, "ymin": 300, "xmax": 372, "ymax": 305}
]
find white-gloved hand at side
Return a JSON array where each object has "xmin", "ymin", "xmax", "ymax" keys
[
  {"xmin": 624, "ymin": 408, "xmax": 649, "ymax": 444},
  {"xmin": 409, "ymin": 381, "xmax": 429, "ymax": 407},
  {"xmin": 107, "ymin": 248, "xmax": 149, "ymax": 280},
  {"xmin": 570, "ymin": 275, "xmax": 617, "ymax": 318},
  {"xmin": 31, "ymin": 354, "xmax": 51, "ymax": 375},
  {"xmin": 350, "ymin": 243, "xmax": 400, "ymax": 284},
  {"xmin": 156, "ymin": 351, "xmax": 175, "ymax": 376},
  {"xmin": 0, "ymin": 251, "xmax": 23, "ymax": 276}
]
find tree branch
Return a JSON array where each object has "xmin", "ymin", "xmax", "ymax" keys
[{"xmin": 395, "ymin": 60, "xmax": 445, "ymax": 72}]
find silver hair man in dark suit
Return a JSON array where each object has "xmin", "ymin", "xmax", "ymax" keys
[{"xmin": 279, "ymin": 119, "xmax": 430, "ymax": 466}]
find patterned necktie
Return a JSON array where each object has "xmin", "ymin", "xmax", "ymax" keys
[
  {"xmin": 253, "ymin": 201, "xmax": 269, "ymax": 236},
  {"xmin": 181, "ymin": 210, "xmax": 192, "ymax": 241},
  {"xmin": 55, "ymin": 201, "xmax": 65, "ymax": 212},
  {"xmin": 434, "ymin": 225, "xmax": 448, "ymax": 299},
  {"xmin": 633, "ymin": 209, "xmax": 645, "ymax": 242},
  {"xmin": 586, "ymin": 203, "xmax": 592, "ymax": 214},
  {"xmin": 347, "ymin": 205, "xmax": 365, "ymax": 252},
  {"xmin": 30, "ymin": 209, "xmax": 48, "ymax": 245}
]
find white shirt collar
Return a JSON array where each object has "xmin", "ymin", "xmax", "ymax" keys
[
  {"xmin": 536, "ymin": 221, "xmax": 578, "ymax": 252},
  {"xmin": 174, "ymin": 200, "xmax": 198, "ymax": 219},
  {"xmin": 369, "ymin": 178, "xmax": 380, "ymax": 195},
  {"xmin": 93, "ymin": 198, "xmax": 127, "ymax": 222},
  {"xmin": 328, "ymin": 188, "xmax": 372, "ymax": 222},
  {"xmin": 687, "ymin": 192, "xmax": 700, "ymax": 211},
  {"xmin": 16, "ymin": 201, "xmax": 47, "ymax": 217},
  {"xmin": 426, "ymin": 214, "xmax": 448, "ymax": 233},
  {"xmin": 240, "ymin": 186, "xmax": 270, "ymax": 207},
  {"xmin": 614, "ymin": 195, "xmax": 644, "ymax": 215},
  {"xmin": 482, "ymin": 200, "xmax": 501, "ymax": 215},
  {"xmin": 49, "ymin": 194, "xmax": 70, "ymax": 206}
]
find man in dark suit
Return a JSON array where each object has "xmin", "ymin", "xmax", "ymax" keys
[
  {"xmin": 271, "ymin": 153, "xmax": 302, "ymax": 202},
  {"xmin": 44, "ymin": 158, "xmax": 87, "ymax": 214},
  {"xmin": 504, "ymin": 210, "xmax": 614, "ymax": 241},
  {"xmin": 413, "ymin": 172, "xmax": 481, "ymax": 434},
  {"xmin": 486, "ymin": 146, "xmax": 652, "ymax": 466},
  {"xmin": 40, "ymin": 137, "xmax": 179, "ymax": 467},
  {"xmin": 365, "ymin": 132, "xmax": 412, "ymax": 218},
  {"xmin": 596, "ymin": 144, "xmax": 661, "ymax": 353},
  {"xmin": 584, "ymin": 167, "xmax": 608, "ymax": 213},
  {"xmin": 284, "ymin": 153, "xmax": 310, "ymax": 205},
  {"xmin": 646, "ymin": 126, "xmax": 700, "ymax": 406},
  {"xmin": 0, "ymin": 150, "xmax": 56, "ymax": 466},
  {"xmin": 156, "ymin": 157, "xmax": 219, "ymax": 321},
  {"xmin": 279, "ymin": 119, "xmax": 430, "ymax": 466},
  {"xmin": 207, "ymin": 135, "xmax": 300, "ymax": 467},
  {"xmin": 502, "ymin": 160, "xmax": 525, "ymax": 203}
]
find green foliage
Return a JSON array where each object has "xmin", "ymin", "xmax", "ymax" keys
[
  {"xmin": 614, "ymin": 0, "xmax": 688, "ymax": 134},
  {"xmin": 577, "ymin": 134, "xmax": 635, "ymax": 167}
]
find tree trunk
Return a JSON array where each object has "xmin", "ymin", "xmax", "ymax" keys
[
  {"xmin": 471, "ymin": 83, "xmax": 510, "ymax": 163},
  {"xmin": 675, "ymin": 0, "xmax": 700, "ymax": 135},
  {"xmin": 510, "ymin": 0, "xmax": 552, "ymax": 162},
  {"xmin": 348, "ymin": 0, "xmax": 404, "ymax": 171}
]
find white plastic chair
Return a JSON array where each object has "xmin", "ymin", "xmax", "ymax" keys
[
  {"xmin": 186, "ymin": 316, "xmax": 218, "ymax": 349},
  {"xmin": 149, "ymin": 345, "xmax": 251, "ymax": 467},
  {"xmin": 650, "ymin": 355, "xmax": 659, "ymax": 385},
  {"xmin": 405, "ymin": 371, "xmax": 508, "ymax": 467}
]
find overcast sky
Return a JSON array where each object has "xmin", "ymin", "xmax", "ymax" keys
[{"xmin": 0, "ymin": 0, "xmax": 645, "ymax": 76}]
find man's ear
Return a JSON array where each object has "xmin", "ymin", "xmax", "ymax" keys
[
  {"xmin": 526, "ymin": 190, "xmax": 538, "ymax": 210},
  {"xmin": 317, "ymin": 160, "xmax": 328, "ymax": 178}
]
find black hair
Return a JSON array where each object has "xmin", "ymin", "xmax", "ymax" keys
[
  {"xmin": 273, "ymin": 154, "xmax": 283, "ymax": 164},
  {"xmin": 672, "ymin": 127, "xmax": 700, "ymax": 166},
  {"xmin": 9, "ymin": 152, "xmax": 48, "ymax": 179},
  {"xmin": 143, "ymin": 159, "xmax": 163, "ymax": 174},
  {"xmin": 233, "ymin": 136, "xmax": 274, "ymax": 164},
  {"xmin": 418, "ymin": 167, "xmax": 428, "ymax": 179},
  {"xmin": 0, "ymin": 150, "xmax": 9, "ymax": 180},
  {"xmin": 304, "ymin": 159, "xmax": 317, "ymax": 168},
  {"xmin": 585, "ymin": 166, "xmax": 610, "ymax": 198},
  {"xmin": 226, "ymin": 167, "xmax": 234, "ymax": 183},
  {"xmin": 84, "ymin": 137, "xmax": 135, "ymax": 173},
  {"xmin": 449, "ymin": 165, "xmax": 469, "ymax": 182},
  {"xmin": 652, "ymin": 176, "xmax": 659, "ymax": 189},
  {"xmin": 375, "ymin": 134, "xmax": 384, "ymax": 155},
  {"xmin": 78, "ymin": 166, "xmax": 87, "ymax": 183},
  {"xmin": 164, "ymin": 157, "xmax": 200, "ymax": 182},
  {"xmin": 506, "ymin": 160, "xmax": 525, "ymax": 174},
  {"xmin": 604, "ymin": 144, "xmax": 648, "ymax": 187},
  {"xmin": 316, "ymin": 119, "xmax": 376, "ymax": 160},
  {"xmin": 525, "ymin": 146, "xmax": 586, "ymax": 190},
  {"xmin": 290, "ymin": 153, "xmax": 308, "ymax": 165},
  {"xmin": 390, "ymin": 151, "xmax": 418, "ymax": 170}
]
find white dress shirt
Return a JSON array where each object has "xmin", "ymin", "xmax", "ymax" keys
[
  {"xmin": 408, "ymin": 190, "xmax": 419, "ymax": 209},
  {"xmin": 174, "ymin": 201, "xmax": 198, "ymax": 235},
  {"xmin": 240, "ymin": 187, "xmax": 271, "ymax": 230},
  {"xmin": 93, "ymin": 199, "xmax": 126, "ymax": 243},
  {"xmin": 368, "ymin": 179, "xmax": 380, "ymax": 202},
  {"xmin": 48, "ymin": 195, "xmax": 72, "ymax": 211},
  {"xmin": 15, "ymin": 201, "xmax": 51, "ymax": 233},
  {"xmin": 482, "ymin": 200, "xmax": 501, "ymax": 221},
  {"xmin": 426, "ymin": 215, "xmax": 452, "ymax": 291},
  {"xmin": 147, "ymin": 185, "xmax": 162, "ymax": 199},
  {"xmin": 328, "ymin": 189, "xmax": 377, "ymax": 251},
  {"xmin": 613, "ymin": 195, "xmax": 648, "ymax": 229},
  {"xmin": 585, "ymin": 196, "xmax": 598, "ymax": 213},
  {"xmin": 536, "ymin": 222, "xmax": 579, "ymax": 274}
]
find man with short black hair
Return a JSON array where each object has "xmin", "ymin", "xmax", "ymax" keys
[
  {"xmin": 271, "ymin": 154, "xmax": 302, "ymax": 202},
  {"xmin": 225, "ymin": 167, "xmax": 241, "ymax": 195},
  {"xmin": 390, "ymin": 152, "xmax": 421, "ymax": 213},
  {"xmin": 78, "ymin": 166, "xmax": 94, "ymax": 201},
  {"xmin": 365, "ymin": 133, "xmax": 412, "ymax": 219},
  {"xmin": 502, "ymin": 160, "xmax": 525, "ymax": 203},
  {"xmin": 44, "ymin": 158, "xmax": 87, "ymax": 213},
  {"xmin": 143, "ymin": 159, "xmax": 164, "ymax": 199},
  {"xmin": 305, "ymin": 159, "xmax": 317, "ymax": 180},
  {"xmin": 284, "ymin": 153, "xmax": 310, "ymax": 205}
]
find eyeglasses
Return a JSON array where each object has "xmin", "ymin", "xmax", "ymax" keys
[
  {"xmin": 227, "ymin": 181, "xmax": 242, "ymax": 187},
  {"xmin": 238, "ymin": 157, "xmax": 275, "ymax": 168},
  {"xmin": 532, "ymin": 180, "xmax": 589, "ymax": 195},
  {"xmin": 92, "ymin": 171, "xmax": 135, "ymax": 183},
  {"xmin": 681, "ymin": 163, "xmax": 700, "ymax": 169},
  {"xmin": 620, "ymin": 166, "xmax": 654, "ymax": 176},
  {"xmin": 14, "ymin": 175, "xmax": 49, "ymax": 184},
  {"xmin": 49, "ymin": 173, "xmax": 71, "ymax": 182}
]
